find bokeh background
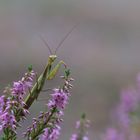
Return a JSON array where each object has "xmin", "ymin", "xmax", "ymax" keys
[{"xmin": 1, "ymin": 0, "xmax": 140, "ymax": 139}]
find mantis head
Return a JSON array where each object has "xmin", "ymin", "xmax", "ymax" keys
[{"xmin": 49, "ymin": 55, "xmax": 57, "ymax": 63}]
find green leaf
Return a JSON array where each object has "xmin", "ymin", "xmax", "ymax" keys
[
  {"xmin": 28, "ymin": 65, "xmax": 33, "ymax": 72},
  {"xmin": 65, "ymin": 69, "xmax": 70, "ymax": 77}
]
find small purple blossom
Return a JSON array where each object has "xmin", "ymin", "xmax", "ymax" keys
[
  {"xmin": 103, "ymin": 128, "xmax": 124, "ymax": 140},
  {"xmin": 71, "ymin": 134, "xmax": 78, "ymax": 140},
  {"xmin": 83, "ymin": 136, "xmax": 89, "ymax": 140},
  {"xmin": 70, "ymin": 114, "xmax": 90, "ymax": 140},
  {"xmin": 112, "ymin": 88, "xmax": 140, "ymax": 129},
  {"xmin": 120, "ymin": 88, "xmax": 138, "ymax": 112},
  {"xmin": 41, "ymin": 125, "xmax": 61, "ymax": 140},
  {"xmin": 48, "ymin": 89, "xmax": 68, "ymax": 110},
  {"xmin": 0, "ymin": 95, "xmax": 6, "ymax": 114},
  {"xmin": 12, "ymin": 70, "xmax": 35, "ymax": 97},
  {"xmin": 12, "ymin": 81, "xmax": 26, "ymax": 96},
  {"xmin": 0, "ymin": 95, "xmax": 18, "ymax": 134},
  {"xmin": 0, "ymin": 112, "xmax": 17, "ymax": 130},
  {"xmin": 71, "ymin": 135, "xmax": 89, "ymax": 140},
  {"xmin": 76, "ymin": 121, "xmax": 80, "ymax": 129}
]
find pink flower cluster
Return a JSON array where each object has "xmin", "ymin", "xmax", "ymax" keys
[
  {"xmin": 103, "ymin": 73, "xmax": 140, "ymax": 140},
  {"xmin": 0, "ymin": 70, "xmax": 35, "ymax": 135}
]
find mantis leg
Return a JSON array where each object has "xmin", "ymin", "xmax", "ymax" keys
[{"xmin": 47, "ymin": 60, "xmax": 66, "ymax": 80}]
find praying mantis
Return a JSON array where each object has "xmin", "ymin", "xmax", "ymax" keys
[{"xmin": 24, "ymin": 24, "xmax": 77, "ymax": 110}]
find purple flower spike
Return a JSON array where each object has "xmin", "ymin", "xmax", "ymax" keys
[
  {"xmin": 70, "ymin": 114, "xmax": 90, "ymax": 140},
  {"xmin": 0, "ymin": 69, "xmax": 35, "ymax": 137},
  {"xmin": 103, "ymin": 73, "xmax": 140, "ymax": 140}
]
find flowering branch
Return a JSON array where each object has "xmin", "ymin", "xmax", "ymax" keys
[
  {"xmin": 0, "ymin": 68, "xmax": 35, "ymax": 140},
  {"xmin": 23, "ymin": 69, "xmax": 74, "ymax": 140},
  {"xmin": 70, "ymin": 113, "xmax": 90, "ymax": 140}
]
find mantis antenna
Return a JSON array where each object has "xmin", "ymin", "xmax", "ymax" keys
[
  {"xmin": 40, "ymin": 23, "xmax": 79, "ymax": 54},
  {"xmin": 54, "ymin": 23, "xmax": 78, "ymax": 54},
  {"xmin": 39, "ymin": 35, "xmax": 53, "ymax": 55}
]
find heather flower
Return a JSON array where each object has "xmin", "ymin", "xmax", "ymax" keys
[
  {"xmin": 41, "ymin": 125, "xmax": 61, "ymax": 140},
  {"xmin": 10, "ymin": 70, "xmax": 35, "ymax": 117},
  {"xmin": 0, "ymin": 95, "xmax": 18, "ymax": 135},
  {"xmin": 12, "ymin": 70, "xmax": 35, "ymax": 97},
  {"xmin": 70, "ymin": 114, "xmax": 90, "ymax": 140},
  {"xmin": 109, "ymin": 87, "xmax": 140, "ymax": 130},
  {"xmin": 103, "ymin": 128, "xmax": 124, "ymax": 140},
  {"xmin": 0, "ymin": 95, "xmax": 7, "ymax": 114},
  {"xmin": 83, "ymin": 136, "xmax": 89, "ymax": 140},
  {"xmin": 119, "ymin": 88, "xmax": 138, "ymax": 112},
  {"xmin": 48, "ymin": 89, "xmax": 68, "ymax": 110},
  {"xmin": 71, "ymin": 134, "xmax": 89, "ymax": 140},
  {"xmin": 71, "ymin": 134, "xmax": 78, "ymax": 140},
  {"xmin": 0, "ymin": 112, "xmax": 17, "ymax": 130},
  {"xmin": 103, "ymin": 74, "xmax": 140, "ymax": 140},
  {"xmin": 0, "ymin": 69, "xmax": 35, "ymax": 139}
]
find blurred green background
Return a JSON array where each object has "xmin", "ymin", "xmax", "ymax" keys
[{"xmin": 0, "ymin": 0, "xmax": 140, "ymax": 139}]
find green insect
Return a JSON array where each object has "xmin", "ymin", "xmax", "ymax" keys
[{"xmin": 24, "ymin": 24, "xmax": 77, "ymax": 110}]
